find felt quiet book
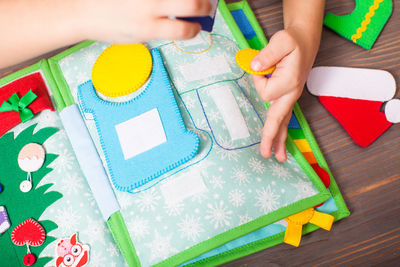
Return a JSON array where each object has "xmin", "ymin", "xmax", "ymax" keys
[{"xmin": 0, "ymin": 1, "xmax": 349, "ymax": 266}]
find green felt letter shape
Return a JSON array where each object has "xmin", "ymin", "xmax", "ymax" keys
[
  {"xmin": 324, "ymin": 0, "xmax": 393, "ymax": 50},
  {"xmin": 0, "ymin": 124, "xmax": 63, "ymax": 267}
]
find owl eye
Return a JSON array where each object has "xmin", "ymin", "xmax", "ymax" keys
[
  {"xmin": 63, "ymin": 255, "xmax": 74, "ymax": 266},
  {"xmin": 71, "ymin": 244, "xmax": 82, "ymax": 256}
]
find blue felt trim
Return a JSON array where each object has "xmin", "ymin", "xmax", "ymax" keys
[
  {"xmin": 77, "ymin": 49, "xmax": 200, "ymax": 192},
  {"xmin": 127, "ymin": 89, "xmax": 214, "ymax": 195},
  {"xmin": 230, "ymin": 9, "xmax": 257, "ymax": 40},
  {"xmin": 288, "ymin": 112, "xmax": 301, "ymax": 129}
]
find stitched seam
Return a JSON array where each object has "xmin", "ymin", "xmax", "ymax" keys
[
  {"xmin": 351, "ymin": 0, "xmax": 384, "ymax": 43},
  {"xmin": 196, "ymin": 88, "xmax": 260, "ymax": 151},
  {"xmin": 78, "ymin": 49, "xmax": 200, "ymax": 192}
]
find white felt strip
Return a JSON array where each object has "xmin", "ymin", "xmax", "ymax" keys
[
  {"xmin": 385, "ymin": 99, "xmax": 400, "ymax": 123},
  {"xmin": 307, "ymin": 67, "xmax": 396, "ymax": 101},
  {"xmin": 179, "ymin": 55, "xmax": 232, "ymax": 82},
  {"xmin": 60, "ymin": 105, "xmax": 120, "ymax": 221},
  {"xmin": 209, "ymin": 86, "xmax": 251, "ymax": 141},
  {"xmin": 160, "ymin": 171, "xmax": 207, "ymax": 204},
  {"xmin": 115, "ymin": 108, "xmax": 167, "ymax": 160}
]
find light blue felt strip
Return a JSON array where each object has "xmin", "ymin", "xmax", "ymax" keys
[{"xmin": 59, "ymin": 104, "xmax": 120, "ymax": 221}]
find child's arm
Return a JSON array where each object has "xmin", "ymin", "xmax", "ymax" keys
[
  {"xmin": 250, "ymin": 0, "xmax": 325, "ymax": 162},
  {"xmin": 0, "ymin": 0, "xmax": 211, "ymax": 68}
]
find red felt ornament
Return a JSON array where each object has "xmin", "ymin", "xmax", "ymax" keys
[
  {"xmin": 0, "ymin": 72, "xmax": 54, "ymax": 137},
  {"xmin": 11, "ymin": 218, "xmax": 46, "ymax": 266},
  {"xmin": 319, "ymin": 96, "xmax": 392, "ymax": 147}
]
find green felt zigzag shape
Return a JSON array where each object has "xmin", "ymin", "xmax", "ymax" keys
[
  {"xmin": 324, "ymin": 0, "xmax": 393, "ymax": 50},
  {"xmin": 0, "ymin": 124, "xmax": 63, "ymax": 267}
]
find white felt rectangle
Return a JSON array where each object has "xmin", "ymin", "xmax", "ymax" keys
[
  {"xmin": 179, "ymin": 55, "xmax": 231, "ymax": 82},
  {"xmin": 115, "ymin": 108, "xmax": 167, "ymax": 160},
  {"xmin": 209, "ymin": 86, "xmax": 250, "ymax": 141},
  {"xmin": 161, "ymin": 171, "xmax": 207, "ymax": 204}
]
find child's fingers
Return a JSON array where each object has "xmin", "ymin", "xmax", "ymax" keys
[
  {"xmin": 250, "ymin": 30, "xmax": 294, "ymax": 72},
  {"xmin": 152, "ymin": 18, "xmax": 201, "ymax": 40},
  {"xmin": 155, "ymin": 0, "xmax": 212, "ymax": 17},
  {"xmin": 260, "ymin": 95, "xmax": 295, "ymax": 159},
  {"xmin": 272, "ymin": 114, "xmax": 291, "ymax": 162}
]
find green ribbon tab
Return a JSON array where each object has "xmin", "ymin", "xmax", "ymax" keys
[{"xmin": 0, "ymin": 90, "xmax": 37, "ymax": 122}]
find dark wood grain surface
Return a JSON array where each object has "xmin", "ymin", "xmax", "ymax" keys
[
  {"xmin": 1, "ymin": 1, "xmax": 399, "ymax": 266},
  {"xmin": 224, "ymin": 1, "xmax": 400, "ymax": 266}
]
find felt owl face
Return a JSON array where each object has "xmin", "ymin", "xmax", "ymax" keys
[{"xmin": 56, "ymin": 233, "xmax": 90, "ymax": 267}]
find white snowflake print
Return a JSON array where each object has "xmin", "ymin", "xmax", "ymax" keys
[
  {"xmin": 83, "ymin": 50, "xmax": 98, "ymax": 63},
  {"xmin": 88, "ymin": 250, "xmax": 107, "ymax": 267},
  {"xmin": 236, "ymin": 95, "xmax": 252, "ymax": 112},
  {"xmin": 207, "ymin": 109, "xmax": 222, "ymax": 123},
  {"xmin": 271, "ymin": 162, "xmax": 292, "ymax": 181},
  {"xmin": 182, "ymin": 95, "xmax": 196, "ymax": 109},
  {"xmin": 55, "ymin": 206, "xmax": 81, "ymax": 235},
  {"xmin": 215, "ymin": 138, "xmax": 239, "ymax": 161},
  {"xmin": 135, "ymin": 188, "xmax": 161, "ymax": 212},
  {"xmin": 55, "ymin": 148, "xmax": 75, "ymax": 173},
  {"xmin": 209, "ymin": 175, "xmax": 226, "ymax": 190},
  {"xmin": 291, "ymin": 179, "xmax": 316, "ymax": 199},
  {"xmin": 145, "ymin": 230, "xmax": 178, "ymax": 263},
  {"xmin": 255, "ymin": 185, "xmax": 280, "ymax": 213},
  {"xmin": 205, "ymin": 200, "xmax": 232, "ymax": 229},
  {"xmin": 231, "ymin": 166, "xmax": 251, "ymax": 185},
  {"xmin": 127, "ymin": 216, "xmax": 150, "ymax": 241},
  {"xmin": 60, "ymin": 173, "xmax": 83, "ymax": 195},
  {"xmin": 76, "ymin": 71, "xmax": 89, "ymax": 86},
  {"xmin": 178, "ymin": 215, "xmax": 205, "ymax": 242},
  {"xmin": 248, "ymin": 157, "xmax": 266, "ymax": 174},
  {"xmin": 118, "ymin": 193, "xmax": 133, "ymax": 210},
  {"xmin": 83, "ymin": 191, "xmax": 96, "ymax": 207},
  {"xmin": 106, "ymin": 243, "xmax": 120, "ymax": 257},
  {"xmin": 85, "ymin": 216, "xmax": 108, "ymax": 245},
  {"xmin": 239, "ymin": 213, "xmax": 253, "ymax": 225},
  {"xmin": 191, "ymin": 192, "xmax": 208, "ymax": 204},
  {"xmin": 164, "ymin": 201, "xmax": 184, "ymax": 216},
  {"xmin": 228, "ymin": 189, "xmax": 245, "ymax": 207}
]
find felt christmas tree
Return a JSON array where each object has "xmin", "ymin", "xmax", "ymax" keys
[
  {"xmin": 0, "ymin": 124, "xmax": 63, "ymax": 266},
  {"xmin": 324, "ymin": 0, "xmax": 393, "ymax": 49}
]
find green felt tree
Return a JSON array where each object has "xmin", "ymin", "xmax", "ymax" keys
[{"xmin": 0, "ymin": 124, "xmax": 63, "ymax": 267}]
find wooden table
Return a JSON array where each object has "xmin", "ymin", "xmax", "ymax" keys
[
  {"xmin": 224, "ymin": 1, "xmax": 400, "ymax": 266},
  {"xmin": 1, "ymin": 1, "xmax": 399, "ymax": 266}
]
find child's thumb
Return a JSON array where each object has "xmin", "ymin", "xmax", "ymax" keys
[{"xmin": 250, "ymin": 31, "xmax": 293, "ymax": 72}]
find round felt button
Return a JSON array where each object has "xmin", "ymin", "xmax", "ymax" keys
[
  {"xmin": 20, "ymin": 180, "xmax": 32, "ymax": 193},
  {"xmin": 285, "ymin": 208, "xmax": 314, "ymax": 225},
  {"xmin": 92, "ymin": 44, "xmax": 152, "ymax": 97},
  {"xmin": 23, "ymin": 253, "xmax": 36, "ymax": 266},
  {"xmin": 0, "ymin": 183, "xmax": 3, "ymax": 193},
  {"xmin": 235, "ymin": 48, "xmax": 275, "ymax": 75}
]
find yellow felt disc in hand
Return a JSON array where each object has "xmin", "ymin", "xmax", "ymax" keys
[
  {"xmin": 235, "ymin": 48, "xmax": 275, "ymax": 75},
  {"xmin": 92, "ymin": 44, "xmax": 152, "ymax": 97}
]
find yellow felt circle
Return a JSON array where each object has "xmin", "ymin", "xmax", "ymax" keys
[
  {"xmin": 92, "ymin": 44, "xmax": 152, "ymax": 97},
  {"xmin": 285, "ymin": 208, "xmax": 315, "ymax": 225},
  {"xmin": 235, "ymin": 48, "xmax": 275, "ymax": 75}
]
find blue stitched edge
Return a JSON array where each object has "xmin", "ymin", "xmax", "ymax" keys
[{"xmin": 78, "ymin": 49, "xmax": 200, "ymax": 192}]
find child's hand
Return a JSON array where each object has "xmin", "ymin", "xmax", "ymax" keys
[
  {"xmin": 84, "ymin": 0, "xmax": 212, "ymax": 43},
  {"xmin": 250, "ymin": 28, "xmax": 319, "ymax": 162}
]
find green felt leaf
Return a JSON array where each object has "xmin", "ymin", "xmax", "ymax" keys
[{"xmin": 0, "ymin": 124, "xmax": 63, "ymax": 266}]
